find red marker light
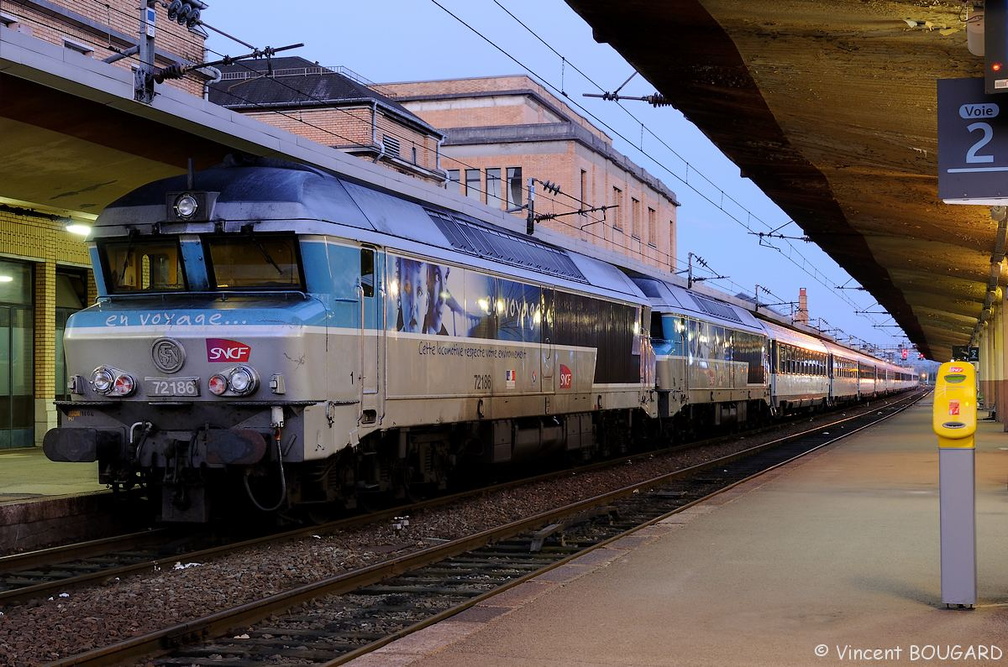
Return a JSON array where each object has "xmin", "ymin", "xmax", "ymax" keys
[{"xmin": 994, "ymin": 62, "xmax": 1004, "ymax": 73}]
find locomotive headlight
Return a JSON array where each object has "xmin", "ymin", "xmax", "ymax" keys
[
  {"xmin": 228, "ymin": 366, "xmax": 257, "ymax": 395},
  {"xmin": 208, "ymin": 366, "xmax": 259, "ymax": 397},
  {"xmin": 173, "ymin": 193, "xmax": 199, "ymax": 219},
  {"xmin": 90, "ymin": 367, "xmax": 115, "ymax": 394},
  {"xmin": 90, "ymin": 366, "xmax": 136, "ymax": 397}
]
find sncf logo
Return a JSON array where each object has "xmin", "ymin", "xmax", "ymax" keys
[
  {"xmin": 559, "ymin": 364, "xmax": 573, "ymax": 390},
  {"xmin": 206, "ymin": 338, "xmax": 251, "ymax": 362}
]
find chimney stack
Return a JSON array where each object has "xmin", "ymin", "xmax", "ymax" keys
[{"xmin": 795, "ymin": 288, "xmax": 809, "ymax": 324}]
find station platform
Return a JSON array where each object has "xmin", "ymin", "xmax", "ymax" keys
[
  {"xmin": 350, "ymin": 398, "xmax": 1008, "ymax": 667},
  {"xmin": 0, "ymin": 445, "xmax": 106, "ymax": 502},
  {"xmin": 0, "ymin": 446, "xmax": 115, "ymax": 552}
]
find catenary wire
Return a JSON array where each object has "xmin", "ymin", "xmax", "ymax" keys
[{"xmin": 434, "ymin": 0, "xmax": 894, "ymax": 336}]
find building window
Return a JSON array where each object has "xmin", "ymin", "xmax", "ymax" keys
[
  {"xmin": 580, "ymin": 169, "xmax": 588, "ymax": 209},
  {"xmin": 507, "ymin": 167, "xmax": 523, "ymax": 209},
  {"xmin": 411, "ymin": 146, "xmax": 418, "ymax": 164},
  {"xmin": 486, "ymin": 168, "xmax": 502, "ymax": 208},
  {"xmin": 647, "ymin": 207, "xmax": 657, "ymax": 247},
  {"xmin": 631, "ymin": 197, "xmax": 641, "ymax": 239},
  {"xmin": 63, "ymin": 38, "xmax": 94, "ymax": 56},
  {"xmin": 447, "ymin": 169, "xmax": 460, "ymax": 193},
  {"xmin": 612, "ymin": 186, "xmax": 623, "ymax": 231},
  {"xmin": 465, "ymin": 168, "xmax": 481, "ymax": 200}
]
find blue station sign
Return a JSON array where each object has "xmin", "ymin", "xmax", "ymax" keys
[{"xmin": 938, "ymin": 77, "xmax": 1008, "ymax": 203}]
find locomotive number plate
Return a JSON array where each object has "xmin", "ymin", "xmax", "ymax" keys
[{"xmin": 145, "ymin": 377, "xmax": 200, "ymax": 397}]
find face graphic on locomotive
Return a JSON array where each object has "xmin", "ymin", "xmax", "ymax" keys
[
  {"xmin": 396, "ymin": 257, "xmax": 426, "ymax": 332},
  {"xmin": 423, "ymin": 263, "xmax": 449, "ymax": 336}
]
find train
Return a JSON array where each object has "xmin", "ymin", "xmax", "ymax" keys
[{"xmin": 42, "ymin": 156, "xmax": 918, "ymax": 522}]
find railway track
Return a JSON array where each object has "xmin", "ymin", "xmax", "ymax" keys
[
  {"xmin": 41, "ymin": 390, "xmax": 924, "ymax": 666},
  {"xmin": 0, "ymin": 393, "xmax": 912, "ymax": 608}
]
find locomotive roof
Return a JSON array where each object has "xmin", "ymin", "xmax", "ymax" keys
[
  {"xmin": 631, "ymin": 276, "xmax": 765, "ymax": 335},
  {"xmin": 96, "ymin": 158, "xmax": 648, "ymax": 305}
]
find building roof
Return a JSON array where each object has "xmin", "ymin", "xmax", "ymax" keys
[{"xmin": 208, "ymin": 56, "xmax": 441, "ymax": 137}]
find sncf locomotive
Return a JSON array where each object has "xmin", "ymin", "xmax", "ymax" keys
[{"xmin": 43, "ymin": 156, "xmax": 917, "ymax": 522}]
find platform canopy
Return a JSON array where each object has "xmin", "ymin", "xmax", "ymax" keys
[{"xmin": 564, "ymin": 0, "xmax": 1001, "ymax": 362}]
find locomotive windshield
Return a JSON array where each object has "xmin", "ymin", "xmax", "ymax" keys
[
  {"xmin": 205, "ymin": 235, "xmax": 303, "ymax": 290},
  {"xmin": 99, "ymin": 238, "xmax": 186, "ymax": 293},
  {"xmin": 97, "ymin": 234, "xmax": 304, "ymax": 293}
]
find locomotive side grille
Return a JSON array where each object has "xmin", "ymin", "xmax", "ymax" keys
[
  {"xmin": 426, "ymin": 209, "xmax": 588, "ymax": 284},
  {"xmin": 691, "ymin": 293, "xmax": 743, "ymax": 324}
]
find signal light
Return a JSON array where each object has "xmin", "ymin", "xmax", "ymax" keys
[
  {"xmin": 208, "ymin": 374, "xmax": 228, "ymax": 396},
  {"xmin": 986, "ymin": 0, "xmax": 1008, "ymax": 93}
]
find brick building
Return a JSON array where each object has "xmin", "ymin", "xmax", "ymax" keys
[
  {"xmin": 208, "ymin": 57, "xmax": 446, "ymax": 184},
  {"xmin": 380, "ymin": 76, "xmax": 679, "ymax": 273},
  {"xmin": 0, "ymin": 0, "xmax": 207, "ymax": 448},
  {"xmin": 208, "ymin": 64, "xmax": 678, "ymax": 272},
  {"xmin": 1, "ymin": 0, "xmax": 211, "ymax": 98}
]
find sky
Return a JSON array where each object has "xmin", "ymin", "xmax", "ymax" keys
[{"xmin": 199, "ymin": 0, "xmax": 911, "ymax": 357}]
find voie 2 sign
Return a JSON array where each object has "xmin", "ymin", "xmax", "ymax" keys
[{"xmin": 938, "ymin": 77, "xmax": 1008, "ymax": 203}]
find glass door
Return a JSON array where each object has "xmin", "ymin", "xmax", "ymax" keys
[
  {"xmin": 0, "ymin": 260, "xmax": 34, "ymax": 449},
  {"xmin": 0, "ymin": 307, "xmax": 34, "ymax": 449}
]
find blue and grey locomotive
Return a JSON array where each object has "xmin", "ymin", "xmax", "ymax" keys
[
  {"xmin": 43, "ymin": 156, "xmax": 916, "ymax": 522},
  {"xmin": 43, "ymin": 157, "xmax": 655, "ymax": 521}
]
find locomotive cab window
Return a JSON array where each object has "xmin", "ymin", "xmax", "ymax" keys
[
  {"xmin": 360, "ymin": 247, "xmax": 375, "ymax": 298},
  {"xmin": 98, "ymin": 238, "xmax": 186, "ymax": 293},
  {"xmin": 205, "ymin": 235, "xmax": 304, "ymax": 290}
]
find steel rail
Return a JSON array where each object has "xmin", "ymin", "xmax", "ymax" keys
[{"xmin": 46, "ymin": 390, "xmax": 925, "ymax": 667}]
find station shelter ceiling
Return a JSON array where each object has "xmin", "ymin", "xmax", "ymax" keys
[{"xmin": 564, "ymin": 0, "xmax": 1000, "ymax": 362}]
